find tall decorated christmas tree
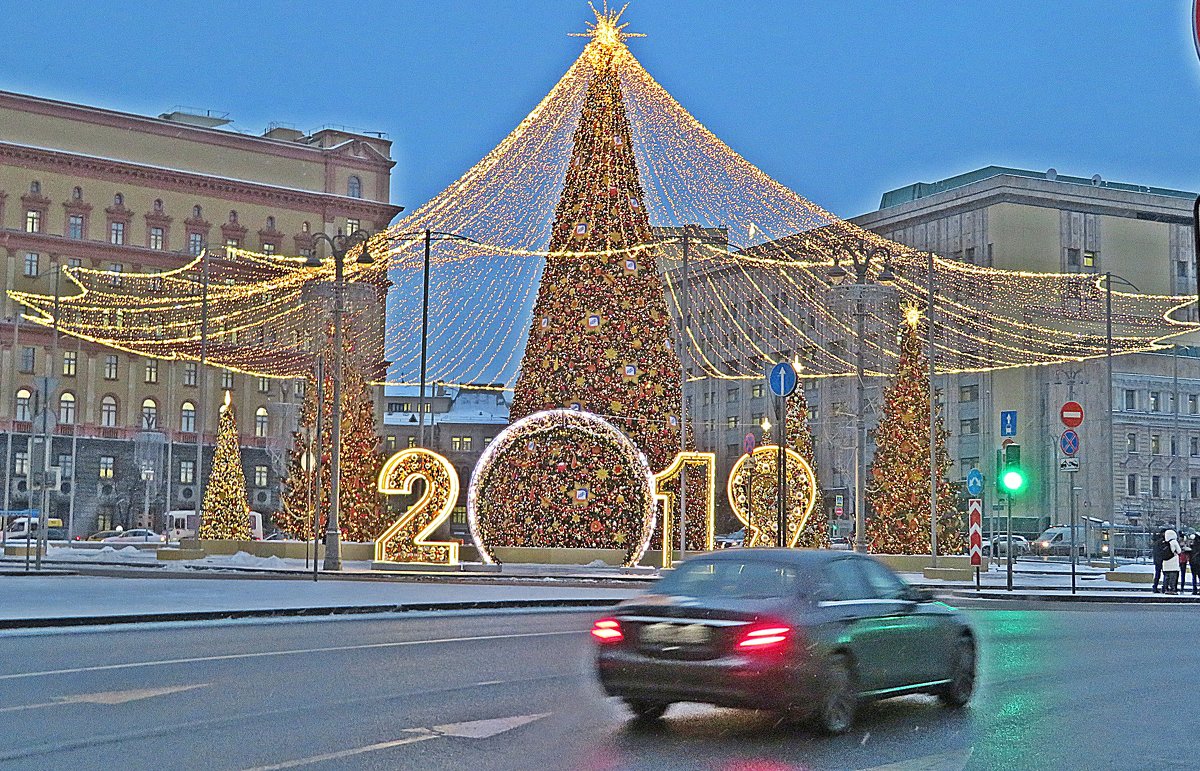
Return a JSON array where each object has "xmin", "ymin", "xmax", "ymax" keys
[
  {"xmin": 199, "ymin": 392, "xmax": 252, "ymax": 540},
  {"xmin": 866, "ymin": 306, "xmax": 964, "ymax": 554},
  {"xmin": 277, "ymin": 358, "xmax": 385, "ymax": 543},
  {"xmin": 786, "ymin": 385, "xmax": 829, "ymax": 548}
]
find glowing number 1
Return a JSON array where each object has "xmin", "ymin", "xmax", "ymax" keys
[
  {"xmin": 652, "ymin": 452, "xmax": 717, "ymax": 568},
  {"xmin": 375, "ymin": 448, "xmax": 460, "ymax": 565}
]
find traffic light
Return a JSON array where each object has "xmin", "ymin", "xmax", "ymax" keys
[{"xmin": 999, "ymin": 443, "xmax": 1025, "ymax": 494}]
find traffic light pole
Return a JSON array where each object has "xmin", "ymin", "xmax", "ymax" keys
[{"xmin": 1006, "ymin": 493, "xmax": 1013, "ymax": 592}]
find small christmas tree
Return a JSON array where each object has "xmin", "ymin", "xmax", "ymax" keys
[
  {"xmin": 867, "ymin": 305, "xmax": 964, "ymax": 555},
  {"xmin": 786, "ymin": 384, "xmax": 829, "ymax": 548},
  {"xmin": 199, "ymin": 392, "xmax": 252, "ymax": 540}
]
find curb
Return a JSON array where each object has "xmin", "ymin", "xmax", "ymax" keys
[
  {"xmin": 0, "ymin": 597, "xmax": 625, "ymax": 631},
  {"xmin": 945, "ymin": 589, "xmax": 1200, "ymax": 604}
]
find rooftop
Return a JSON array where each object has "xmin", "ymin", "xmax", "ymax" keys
[{"xmin": 877, "ymin": 166, "xmax": 1196, "ymax": 210}]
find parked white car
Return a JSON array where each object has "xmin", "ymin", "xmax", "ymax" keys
[{"xmin": 101, "ymin": 529, "xmax": 166, "ymax": 544}]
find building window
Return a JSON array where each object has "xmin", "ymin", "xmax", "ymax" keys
[
  {"xmin": 67, "ymin": 257, "xmax": 81, "ymax": 268},
  {"xmin": 58, "ymin": 392, "xmax": 76, "ymax": 424},
  {"xmin": 1127, "ymin": 433, "xmax": 1138, "ymax": 453},
  {"xmin": 19, "ymin": 347, "xmax": 35, "ymax": 373},
  {"xmin": 959, "ymin": 384, "xmax": 979, "ymax": 402},
  {"xmin": 99, "ymin": 456, "xmax": 115, "ymax": 480},
  {"xmin": 1152, "ymin": 476, "xmax": 1162, "ymax": 498},
  {"xmin": 751, "ymin": 384, "xmax": 764, "ymax": 399},
  {"xmin": 346, "ymin": 218, "xmax": 360, "ymax": 234},
  {"xmin": 149, "ymin": 226, "xmax": 165, "ymax": 250},
  {"xmin": 104, "ymin": 355, "xmax": 119, "ymax": 380},
  {"xmin": 25, "ymin": 210, "xmax": 41, "ymax": 233},
  {"xmin": 1193, "ymin": 477, "xmax": 1200, "ymax": 499},
  {"xmin": 407, "ymin": 436, "xmax": 416, "ymax": 448},
  {"xmin": 141, "ymin": 398, "xmax": 158, "ymax": 430},
  {"xmin": 751, "ymin": 411, "xmax": 764, "ymax": 427},
  {"xmin": 144, "ymin": 360, "xmax": 159, "ymax": 384},
  {"xmin": 68, "ymin": 214, "xmax": 84, "ymax": 239},
  {"xmin": 1172, "ymin": 436, "xmax": 1179, "ymax": 456},
  {"xmin": 348, "ymin": 176, "xmax": 362, "ymax": 198},
  {"xmin": 1152, "ymin": 434, "xmax": 1162, "ymax": 455},
  {"xmin": 385, "ymin": 435, "xmax": 397, "ymax": 451},
  {"xmin": 153, "ymin": 198, "xmax": 163, "ymax": 213},
  {"xmin": 14, "ymin": 451, "xmax": 29, "ymax": 477},
  {"xmin": 180, "ymin": 460, "xmax": 195, "ymax": 485},
  {"xmin": 254, "ymin": 465, "xmax": 268, "ymax": 487},
  {"xmin": 71, "ymin": 186, "xmax": 81, "ymax": 200},
  {"xmin": 188, "ymin": 232, "xmax": 204, "ymax": 255},
  {"xmin": 15, "ymin": 389, "xmax": 32, "ymax": 421},
  {"xmin": 727, "ymin": 387, "xmax": 738, "ymax": 404},
  {"xmin": 1066, "ymin": 248, "xmax": 1080, "ymax": 268},
  {"xmin": 23, "ymin": 252, "xmax": 39, "ymax": 277},
  {"xmin": 183, "ymin": 362, "xmax": 197, "ymax": 387},
  {"xmin": 961, "ymin": 456, "xmax": 980, "ymax": 470},
  {"xmin": 192, "ymin": 205, "xmax": 203, "ymax": 219},
  {"xmin": 254, "ymin": 407, "xmax": 269, "ymax": 437},
  {"xmin": 57, "ymin": 453, "xmax": 74, "ymax": 480},
  {"xmin": 221, "ymin": 372, "xmax": 234, "ymax": 390},
  {"xmin": 180, "ymin": 401, "xmax": 196, "ymax": 433},
  {"xmin": 257, "ymin": 377, "xmax": 270, "ymax": 394},
  {"xmin": 964, "ymin": 246, "xmax": 976, "ymax": 264},
  {"xmin": 62, "ymin": 351, "xmax": 77, "ymax": 377},
  {"xmin": 1192, "ymin": 436, "xmax": 1199, "ymax": 457},
  {"xmin": 1126, "ymin": 474, "xmax": 1138, "ymax": 496},
  {"xmin": 1083, "ymin": 251, "xmax": 1096, "ymax": 268},
  {"xmin": 100, "ymin": 395, "xmax": 118, "ymax": 427},
  {"xmin": 461, "ymin": 436, "xmax": 473, "ymax": 451},
  {"xmin": 109, "ymin": 221, "xmax": 125, "ymax": 245},
  {"xmin": 726, "ymin": 415, "xmax": 739, "ymax": 429},
  {"xmin": 228, "ymin": 210, "xmax": 238, "ymax": 224},
  {"xmin": 451, "ymin": 436, "xmax": 463, "ymax": 451},
  {"xmin": 1191, "ymin": 395, "xmax": 1199, "ymax": 415},
  {"xmin": 225, "ymin": 238, "xmax": 240, "ymax": 248},
  {"xmin": 960, "ymin": 418, "xmax": 980, "ymax": 435},
  {"xmin": 262, "ymin": 243, "xmax": 275, "ymax": 255},
  {"xmin": 1150, "ymin": 392, "xmax": 1161, "ymax": 412},
  {"xmin": 1124, "ymin": 389, "xmax": 1136, "ymax": 410}
]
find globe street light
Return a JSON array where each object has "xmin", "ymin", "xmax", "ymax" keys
[{"xmin": 305, "ymin": 229, "xmax": 374, "ymax": 571}]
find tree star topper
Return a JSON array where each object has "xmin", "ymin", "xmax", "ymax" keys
[{"xmin": 570, "ymin": 2, "xmax": 645, "ymax": 47}]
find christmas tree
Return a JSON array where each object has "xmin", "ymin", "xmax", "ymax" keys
[
  {"xmin": 509, "ymin": 18, "xmax": 685, "ymax": 471},
  {"xmin": 866, "ymin": 306, "xmax": 964, "ymax": 555},
  {"xmin": 277, "ymin": 355, "xmax": 385, "ymax": 543},
  {"xmin": 199, "ymin": 392, "xmax": 251, "ymax": 540},
  {"xmin": 786, "ymin": 385, "xmax": 829, "ymax": 548}
]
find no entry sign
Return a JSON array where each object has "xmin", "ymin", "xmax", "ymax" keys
[{"xmin": 1060, "ymin": 401, "xmax": 1084, "ymax": 428}]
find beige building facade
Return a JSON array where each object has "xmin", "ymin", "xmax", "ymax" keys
[{"xmin": 0, "ymin": 89, "xmax": 401, "ymax": 535}]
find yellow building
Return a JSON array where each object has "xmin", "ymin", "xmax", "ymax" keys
[{"xmin": 0, "ymin": 89, "xmax": 402, "ymax": 534}]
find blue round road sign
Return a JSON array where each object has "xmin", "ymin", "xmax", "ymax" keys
[
  {"xmin": 768, "ymin": 362, "xmax": 798, "ymax": 397},
  {"xmin": 966, "ymin": 468, "xmax": 983, "ymax": 496},
  {"xmin": 1060, "ymin": 429, "xmax": 1080, "ymax": 457}
]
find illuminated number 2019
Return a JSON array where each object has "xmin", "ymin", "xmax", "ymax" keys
[
  {"xmin": 652, "ymin": 452, "xmax": 716, "ymax": 568},
  {"xmin": 375, "ymin": 448, "xmax": 460, "ymax": 565}
]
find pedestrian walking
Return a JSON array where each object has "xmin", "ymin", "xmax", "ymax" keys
[
  {"xmin": 1190, "ymin": 535, "xmax": 1200, "ymax": 595},
  {"xmin": 1161, "ymin": 529, "xmax": 1182, "ymax": 595},
  {"xmin": 1153, "ymin": 527, "xmax": 1168, "ymax": 593},
  {"xmin": 1181, "ymin": 534, "xmax": 1193, "ymax": 589}
]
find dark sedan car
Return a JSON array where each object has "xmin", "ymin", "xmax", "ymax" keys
[{"xmin": 593, "ymin": 549, "xmax": 975, "ymax": 734}]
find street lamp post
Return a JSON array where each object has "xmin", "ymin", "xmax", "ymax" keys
[
  {"xmin": 1104, "ymin": 271, "xmax": 1140, "ymax": 571},
  {"xmin": 827, "ymin": 244, "xmax": 895, "ymax": 553},
  {"xmin": 305, "ymin": 229, "xmax": 375, "ymax": 571}
]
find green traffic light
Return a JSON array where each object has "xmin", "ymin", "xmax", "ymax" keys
[{"xmin": 1001, "ymin": 469, "xmax": 1025, "ymax": 493}]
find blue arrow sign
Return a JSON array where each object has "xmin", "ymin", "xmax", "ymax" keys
[
  {"xmin": 1060, "ymin": 429, "xmax": 1080, "ymax": 457},
  {"xmin": 1000, "ymin": 410, "xmax": 1017, "ymax": 437},
  {"xmin": 768, "ymin": 361, "xmax": 798, "ymax": 398},
  {"xmin": 966, "ymin": 468, "xmax": 984, "ymax": 496}
]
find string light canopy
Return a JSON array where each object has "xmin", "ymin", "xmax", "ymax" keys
[{"xmin": 10, "ymin": 4, "xmax": 1198, "ymax": 385}]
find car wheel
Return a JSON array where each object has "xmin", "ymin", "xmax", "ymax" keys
[
  {"xmin": 938, "ymin": 636, "xmax": 976, "ymax": 708},
  {"xmin": 814, "ymin": 654, "xmax": 857, "ymax": 735},
  {"xmin": 623, "ymin": 698, "xmax": 669, "ymax": 722}
]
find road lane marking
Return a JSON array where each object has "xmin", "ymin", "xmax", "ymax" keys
[
  {"xmin": 856, "ymin": 748, "xmax": 974, "ymax": 771},
  {"xmin": 242, "ymin": 713, "xmax": 551, "ymax": 770},
  {"xmin": 0, "ymin": 630, "xmax": 582, "ymax": 682},
  {"xmin": 0, "ymin": 683, "xmax": 207, "ymax": 713}
]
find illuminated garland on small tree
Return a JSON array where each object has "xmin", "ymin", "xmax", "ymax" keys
[
  {"xmin": 867, "ymin": 307, "xmax": 964, "ymax": 555},
  {"xmin": 199, "ymin": 392, "xmax": 251, "ymax": 540},
  {"xmin": 786, "ymin": 385, "xmax": 829, "ymax": 548}
]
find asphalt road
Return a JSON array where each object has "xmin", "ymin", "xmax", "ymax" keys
[{"xmin": 0, "ymin": 600, "xmax": 1190, "ymax": 770}]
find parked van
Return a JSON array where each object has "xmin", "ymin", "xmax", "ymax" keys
[
  {"xmin": 166, "ymin": 510, "xmax": 264, "ymax": 541},
  {"xmin": 5, "ymin": 516, "xmax": 66, "ymax": 541}
]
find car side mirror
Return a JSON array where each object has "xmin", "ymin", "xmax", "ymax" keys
[{"xmin": 905, "ymin": 586, "xmax": 935, "ymax": 602}]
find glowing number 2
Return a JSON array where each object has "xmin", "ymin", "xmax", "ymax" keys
[
  {"xmin": 652, "ymin": 452, "xmax": 716, "ymax": 568},
  {"xmin": 375, "ymin": 448, "xmax": 460, "ymax": 565},
  {"xmin": 726, "ymin": 446, "xmax": 817, "ymax": 548}
]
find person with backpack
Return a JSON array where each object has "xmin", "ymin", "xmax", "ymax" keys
[
  {"xmin": 1161, "ymin": 529, "xmax": 1182, "ymax": 594},
  {"xmin": 1153, "ymin": 527, "xmax": 1168, "ymax": 593}
]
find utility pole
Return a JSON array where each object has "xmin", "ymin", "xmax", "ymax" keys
[{"xmin": 679, "ymin": 226, "xmax": 690, "ymax": 559}]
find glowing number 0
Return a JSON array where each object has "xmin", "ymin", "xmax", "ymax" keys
[
  {"xmin": 375, "ymin": 448, "xmax": 460, "ymax": 565},
  {"xmin": 652, "ymin": 452, "xmax": 717, "ymax": 568}
]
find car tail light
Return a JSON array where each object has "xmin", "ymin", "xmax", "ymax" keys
[
  {"xmin": 736, "ymin": 623, "xmax": 792, "ymax": 651},
  {"xmin": 591, "ymin": 618, "xmax": 624, "ymax": 644}
]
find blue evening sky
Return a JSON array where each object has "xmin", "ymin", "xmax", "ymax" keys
[{"xmin": 2, "ymin": 0, "xmax": 1198, "ymax": 218}]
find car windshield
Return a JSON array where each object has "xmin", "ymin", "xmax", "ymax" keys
[{"xmin": 653, "ymin": 559, "xmax": 800, "ymax": 599}]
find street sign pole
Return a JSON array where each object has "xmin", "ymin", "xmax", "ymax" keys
[{"xmin": 1006, "ymin": 493, "xmax": 1013, "ymax": 592}]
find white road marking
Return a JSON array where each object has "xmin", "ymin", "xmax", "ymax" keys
[
  {"xmin": 0, "ymin": 630, "xmax": 582, "ymax": 682},
  {"xmin": 0, "ymin": 683, "xmax": 207, "ymax": 713},
  {"xmin": 856, "ymin": 748, "xmax": 974, "ymax": 771},
  {"xmin": 242, "ymin": 713, "xmax": 551, "ymax": 770}
]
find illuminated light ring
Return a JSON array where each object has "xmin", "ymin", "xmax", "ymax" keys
[
  {"xmin": 467, "ymin": 409, "xmax": 655, "ymax": 567},
  {"xmin": 375, "ymin": 448, "xmax": 461, "ymax": 565},
  {"xmin": 727, "ymin": 445, "xmax": 818, "ymax": 548}
]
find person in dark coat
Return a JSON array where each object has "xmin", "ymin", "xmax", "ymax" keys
[
  {"xmin": 1153, "ymin": 527, "xmax": 1168, "ymax": 593},
  {"xmin": 1190, "ymin": 534, "xmax": 1200, "ymax": 595}
]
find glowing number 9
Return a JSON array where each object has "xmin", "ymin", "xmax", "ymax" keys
[
  {"xmin": 375, "ymin": 448, "xmax": 460, "ymax": 565},
  {"xmin": 652, "ymin": 452, "xmax": 717, "ymax": 568}
]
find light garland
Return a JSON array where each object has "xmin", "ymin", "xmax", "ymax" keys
[{"xmin": 467, "ymin": 409, "xmax": 655, "ymax": 567}]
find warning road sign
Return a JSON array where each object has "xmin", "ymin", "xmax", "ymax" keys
[{"xmin": 969, "ymin": 499, "xmax": 983, "ymax": 567}]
